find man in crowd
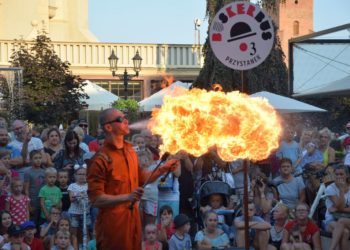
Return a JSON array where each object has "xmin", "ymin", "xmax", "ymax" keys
[
  {"xmin": 87, "ymin": 108, "xmax": 179, "ymax": 250},
  {"xmin": 0, "ymin": 126, "xmax": 22, "ymax": 167},
  {"xmin": 9, "ymin": 120, "xmax": 48, "ymax": 176},
  {"xmin": 78, "ymin": 119, "xmax": 95, "ymax": 145}
]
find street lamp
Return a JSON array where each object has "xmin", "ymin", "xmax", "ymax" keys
[{"xmin": 108, "ymin": 50, "xmax": 142, "ymax": 99}]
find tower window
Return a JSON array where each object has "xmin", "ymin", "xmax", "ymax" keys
[{"xmin": 293, "ymin": 21, "xmax": 300, "ymax": 36}]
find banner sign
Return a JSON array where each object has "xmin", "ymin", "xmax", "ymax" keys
[{"xmin": 209, "ymin": 1, "xmax": 274, "ymax": 70}]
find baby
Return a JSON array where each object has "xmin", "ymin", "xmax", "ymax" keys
[{"xmin": 200, "ymin": 193, "xmax": 227, "ymax": 224}]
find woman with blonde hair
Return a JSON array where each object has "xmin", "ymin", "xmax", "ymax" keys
[
  {"xmin": 324, "ymin": 165, "xmax": 350, "ymax": 250},
  {"xmin": 268, "ymin": 203, "xmax": 289, "ymax": 250},
  {"xmin": 318, "ymin": 127, "xmax": 336, "ymax": 165}
]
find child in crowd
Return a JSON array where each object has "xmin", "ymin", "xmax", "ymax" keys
[
  {"xmin": 57, "ymin": 170, "xmax": 70, "ymax": 215},
  {"xmin": 51, "ymin": 230, "xmax": 74, "ymax": 250},
  {"xmin": 157, "ymin": 205, "xmax": 175, "ymax": 243},
  {"xmin": 200, "ymin": 193, "xmax": 232, "ymax": 237},
  {"xmin": 200, "ymin": 193, "xmax": 227, "ymax": 224},
  {"xmin": 2, "ymin": 224, "xmax": 30, "ymax": 250},
  {"xmin": 142, "ymin": 224, "xmax": 162, "ymax": 250},
  {"xmin": 132, "ymin": 134, "xmax": 147, "ymax": 152},
  {"xmin": 0, "ymin": 149, "xmax": 19, "ymax": 210},
  {"xmin": 39, "ymin": 167, "xmax": 62, "ymax": 222},
  {"xmin": 50, "ymin": 218, "xmax": 78, "ymax": 250},
  {"xmin": 22, "ymin": 220, "xmax": 45, "ymax": 250},
  {"xmin": 40, "ymin": 206, "xmax": 61, "ymax": 249},
  {"xmin": 68, "ymin": 165, "xmax": 90, "ymax": 244},
  {"xmin": 5, "ymin": 177, "xmax": 30, "ymax": 225},
  {"xmin": 168, "ymin": 214, "xmax": 192, "ymax": 250},
  {"xmin": 24, "ymin": 150, "xmax": 46, "ymax": 225},
  {"xmin": 137, "ymin": 150, "xmax": 158, "ymax": 228}
]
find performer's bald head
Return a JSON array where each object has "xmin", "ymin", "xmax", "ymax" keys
[{"xmin": 99, "ymin": 108, "xmax": 116, "ymax": 127}]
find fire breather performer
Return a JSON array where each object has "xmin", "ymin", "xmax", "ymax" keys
[{"xmin": 87, "ymin": 108, "xmax": 179, "ymax": 250}]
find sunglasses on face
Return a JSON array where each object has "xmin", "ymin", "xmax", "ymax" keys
[
  {"xmin": 79, "ymin": 124, "xmax": 88, "ymax": 128},
  {"xmin": 103, "ymin": 116, "xmax": 127, "ymax": 125}
]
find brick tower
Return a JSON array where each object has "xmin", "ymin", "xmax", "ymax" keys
[{"xmin": 276, "ymin": 0, "xmax": 314, "ymax": 63}]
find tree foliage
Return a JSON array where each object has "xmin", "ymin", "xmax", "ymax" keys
[
  {"xmin": 3, "ymin": 34, "xmax": 88, "ymax": 125},
  {"xmin": 112, "ymin": 99, "xmax": 140, "ymax": 123},
  {"xmin": 194, "ymin": 0, "xmax": 288, "ymax": 95}
]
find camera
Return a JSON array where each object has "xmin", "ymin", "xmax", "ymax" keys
[{"xmin": 133, "ymin": 146, "xmax": 140, "ymax": 152}]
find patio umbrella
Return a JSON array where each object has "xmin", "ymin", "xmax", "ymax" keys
[
  {"xmin": 250, "ymin": 91, "xmax": 327, "ymax": 113},
  {"xmin": 139, "ymin": 81, "xmax": 191, "ymax": 111},
  {"xmin": 81, "ymin": 80, "xmax": 119, "ymax": 110}
]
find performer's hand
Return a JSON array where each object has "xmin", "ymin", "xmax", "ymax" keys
[
  {"xmin": 128, "ymin": 187, "xmax": 144, "ymax": 202},
  {"xmin": 162, "ymin": 159, "xmax": 180, "ymax": 172}
]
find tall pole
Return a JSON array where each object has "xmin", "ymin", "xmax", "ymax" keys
[
  {"xmin": 243, "ymin": 160, "xmax": 250, "ymax": 250},
  {"xmin": 241, "ymin": 70, "xmax": 250, "ymax": 250},
  {"xmin": 123, "ymin": 68, "xmax": 128, "ymax": 100}
]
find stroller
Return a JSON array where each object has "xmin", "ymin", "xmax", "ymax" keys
[{"xmin": 194, "ymin": 180, "xmax": 236, "ymax": 231}]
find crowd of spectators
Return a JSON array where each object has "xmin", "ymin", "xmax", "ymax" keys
[{"xmin": 1, "ymin": 115, "xmax": 350, "ymax": 250}]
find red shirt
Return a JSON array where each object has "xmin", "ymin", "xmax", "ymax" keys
[
  {"xmin": 88, "ymin": 140, "xmax": 99, "ymax": 152},
  {"xmin": 285, "ymin": 219, "xmax": 319, "ymax": 245},
  {"xmin": 156, "ymin": 222, "xmax": 175, "ymax": 240},
  {"xmin": 24, "ymin": 238, "xmax": 44, "ymax": 250}
]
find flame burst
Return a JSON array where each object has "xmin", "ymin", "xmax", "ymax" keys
[{"xmin": 149, "ymin": 88, "xmax": 281, "ymax": 161}]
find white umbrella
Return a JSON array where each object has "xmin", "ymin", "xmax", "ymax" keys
[
  {"xmin": 139, "ymin": 81, "xmax": 191, "ymax": 111},
  {"xmin": 250, "ymin": 91, "xmax": 327, "ymax": 113},
  {"xmin": 81, "ymin": 80, "xmax": 119, "ymax": 110}
]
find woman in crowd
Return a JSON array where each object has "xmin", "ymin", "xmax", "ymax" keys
[
  {"xmin": 251, "ymin": 172, "xmax": 274, "ymax": 222},
  {"xmin": 299, "ymin": 129, "xmax": 316, "ymax": 156},
  {"xmin": 318, "ymin": 127, "xmax": 336, "ymax": 166},
  {"xmin": 268, "ymin": 203, "xmax": 289, "ymax": 250},
  {"xmin": 53, "ymin": 131, "xmax": 85, "ymax": 182},
  {"xmin": 281, "ymin": 202, "xmax": 321, "ymax": 250},
  {"xmin": 195, "ymin": 210, "xmax": 230, "ymax": 249},
  {"xmin": 272, "ymin": 158, "xmax": 306, "ymax": 210},
  {"xmin": 44, "ymin": 128, "xmax": 63, "ymax": 161},
  {"xmin": 73, "ymin": 126, "xmax": 89, "ymax": 153},
  {"xmin": 0, "ymin": 211, "xmax": 13, "ymax": 247},
  {"xmin": 323, "ymin": 165, "xmax": 350, "ymax": 250}
]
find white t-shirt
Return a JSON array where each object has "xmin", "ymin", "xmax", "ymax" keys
[
  {"xmin": 68, "ymin": 183, "xmax": 90, "ymax": 214},
  {"xmin": 325, "ymin": 183, "xmax": 350, "ymax": 222},
  {"xmin": 141, "ymin": 162, "xmax": 161, "ymax": 202},
  {"xmin": 9, "ymin": 137, "xmax": 43, "ymax": 159}
]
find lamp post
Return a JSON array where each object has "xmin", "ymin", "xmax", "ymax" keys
[{"xmin": 108, "ymin": 50, "xmax": 142, "ymax": 100}]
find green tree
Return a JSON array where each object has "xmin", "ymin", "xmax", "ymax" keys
[
  {"xmin": 112, "ymin": 99, "xmax": 140, "ymax": 123},
  {"xmin": 194, "ymin": 0, "xmax": 288, "ymax": 94},
  {"xmin": 3, "ymin": 34, "xmax": 87, "ymax": 125}
]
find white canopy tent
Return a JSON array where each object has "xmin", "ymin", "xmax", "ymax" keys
[
  {"xmin": 250, "ymin": 91, "xmax": 327, "ymax": 113},
  {"xmin": 81, "ymin": 80, "xmax": 119, "ymax": 110},
  {"xmin": 293, "ymin": 75, "xmax": 350, "ymax": 97},
  {"xmin": 139, "ymin": 81, "xmax": 192, "ymax": 111}
]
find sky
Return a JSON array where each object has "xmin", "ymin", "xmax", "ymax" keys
[{"xmin": 89, "ymin": 0, "xmax": 350, "ymax": 44}]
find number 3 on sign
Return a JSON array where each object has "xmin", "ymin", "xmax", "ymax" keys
[{"xmin": 250, "ymin": 42, "xmax": 256, "ymax": 56}]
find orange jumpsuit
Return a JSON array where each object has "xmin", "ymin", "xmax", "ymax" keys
[{"xmin": 87, "ymin": 141, "xmax": 143, "ymax": 250}]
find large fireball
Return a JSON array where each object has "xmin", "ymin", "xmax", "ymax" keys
[{"xmin": 148, "ymin": 88, "xmax": 281, "ymax": 161}]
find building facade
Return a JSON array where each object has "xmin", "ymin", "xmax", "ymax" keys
[{"xmin": 0, "ymin": 0, "xmax": 313, "ymax": 100}]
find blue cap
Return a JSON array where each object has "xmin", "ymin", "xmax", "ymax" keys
[{"xmin": 21, "ymin": 221, "xmax": 36, "ymax": 230}]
